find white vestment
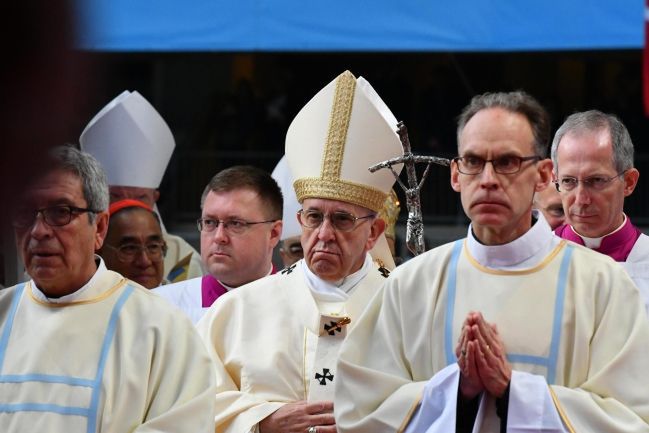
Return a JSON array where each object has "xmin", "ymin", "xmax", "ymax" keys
[
  {"xmin": 0, "ymin": 260, "xmax": 216, "ymax": 433},
  {"xmin": 335, "ymin": 216, "xmax": 649, "ymax": 433},
  {"xmin": 153, "ymin": 276, "xmax": 205, "ymax": 324},
  {"xmin": 196, "ymin": 255, "xmax": 390, "ymax": 433},
  {"xmin": 162, "ymin": 232, "xmax": 204, "ymax": 283},
  {"xmin": 622, "ymin": 233, "xmax": 649, "ymax": 313}
]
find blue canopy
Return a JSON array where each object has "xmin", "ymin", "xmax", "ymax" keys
[{"xmin": 76, "ymin": 0, "xmax": 642, "ymax": 51}]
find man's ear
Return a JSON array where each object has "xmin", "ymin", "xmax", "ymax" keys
[
  {"xmin": 365, "ymin": 217, "xmax": 386, "ymax": 251},
  {"xmin": 450, "ymin": 161, "xmax": 461, "ymax": 192},
  {"xmin": 94, "ymin": 211, "xmax": 110, "ymax": 250},
  {"xmin": 535, "ymin": 159, "xmax": 554, "ymax": 193},
  {"xmin": 153, "ymin": 189, "xmax": 161, "ymax": 203},
  {"xmin": 269, "ymin": 220, "xmax": 283, "ymax": 249},
  {"xmin": 623, "ymin": 168, "xmax": 640, "ymax": 197}
]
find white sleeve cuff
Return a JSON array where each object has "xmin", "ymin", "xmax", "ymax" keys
[
  {"xmin": 404, "ymin": 364, "xmax": 460, "ymax": 433},
  {"xmin": 508, "ymin": 370, "xmax": 568, "ymax": 433}
]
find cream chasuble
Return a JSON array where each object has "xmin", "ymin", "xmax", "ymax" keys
[
  {"xmin": 335, "ymin": 222, "xmax": 649, "ymax": 432},
  {"xmin": 0, "ymin": 264, "xmax": 216, "ymax": 433},
  {"xmin": 196, "ymin": 257, "xmax": 389, "ymax": 433}
]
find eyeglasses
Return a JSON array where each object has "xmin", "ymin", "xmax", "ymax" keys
[
  {"xmin": 197, "ymin": 218, "xmax": 276, "ymax": 235},
  {"xmin": 103, "ymin": 242, "xmax": 167, "ymax": 263},
  {"xmin": 554, "ymin": 171, "xmax": 626, "ymax": 192},
  {"xmin": 297, "ymin": 209, "xmax": 375, "ymax": 232},
  {"xmin": 12, "ymin": 205, "xmax": 99, "ymax": 229},
  {"xmin": 452, "ymin": 155, "xmax": 541, "ymax": 175}
]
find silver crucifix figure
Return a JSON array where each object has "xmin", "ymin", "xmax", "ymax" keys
[{"xmin": 369, "ymin": 121, "xmax": 450, "ymax": 256}]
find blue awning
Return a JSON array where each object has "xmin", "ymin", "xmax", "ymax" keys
[{"xmin": 76, "ymin": 0, "xmax": 642, "ymax": 52}]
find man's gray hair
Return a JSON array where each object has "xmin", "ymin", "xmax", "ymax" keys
[
  {"xmin": 550, "ymin": 110, "xmax": 634, "ymax": 174},
  {"xmin": 457, "ymin": 91, "xmax": 551, "ymax": 157},
  {"xmin": 50, "ymin": 145, "xmax": 109, "ymax": 221}
]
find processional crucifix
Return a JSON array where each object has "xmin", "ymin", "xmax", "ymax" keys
[{"xmin": 369, "ymin": 121, "xmax": 451, "ymax": 256}]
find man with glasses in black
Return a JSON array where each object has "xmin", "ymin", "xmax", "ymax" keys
[
  {"xmin": 551, "ymin": 110, "xmax": 649, "ymax": 312},
  {"xmin": 197, "ymin": 70, "xmax": 403, "ymax": 433},
  {"xmin": 155, "ymin": 165, "xmax": 283, "ymax": 324},
  {"xmin": 336, "ymin": 92, "xmax": 649, "ymax": 433},
  {"xmin": 99, "ymin": 199, "xmax": 168, "ymax": 289},
  {"xmin": 1, "ymin": 145, "xmax": 216, "ymax": 432}
]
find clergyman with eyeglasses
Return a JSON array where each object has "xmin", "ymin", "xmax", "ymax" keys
[
  {"xmin": 335, "ymin": 91, "xmax": 649, "ymax": 433},
  {"xmin": 154, "ymin": 165, "xmax": 283, "ymax": 324},
  {"xmin": 196, "ymin": 70, "xmax": 403, "ymax": 433},
  {"xmin": 551, "ymin": 110, "xmax": 649, "ymax": 312},
  {"xmin": 1, "ymin": 145, "xmax": 216, "ymax": 432},
  {"xmin": 98, "ymin": 199, "xmax": 168, "ymax": 289}
]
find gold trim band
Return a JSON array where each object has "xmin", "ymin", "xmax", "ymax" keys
[
  {"xmin": 294, "ymin": 177, "xmax": 387, "ymax": 213},
  {"xmin": 321, "ymin": 70, "xmax": 356, "ymax": 180},
  {"xmin": 464, "ymin": 240, "xmax": 568, "ymax": 275},
  {"xmin": 28, "ymin": 278, "xmax": 127, "ymax": 307},
  {"xmin": 548, "ymin": 386, "xmax": 576, "ymax": 433}
]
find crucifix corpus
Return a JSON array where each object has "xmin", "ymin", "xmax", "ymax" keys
[{"xmin": 368, "ymin": 121, "xmax": 451, "ymax": 256}]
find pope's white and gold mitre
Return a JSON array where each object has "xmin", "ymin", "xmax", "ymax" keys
[
  {"xmin": 80, "ymin": 90, "xmax": 175, "ymax": 189},
  {"xmin": 285, "ymin": 70, "xmax": 403, "ymax": 213}
]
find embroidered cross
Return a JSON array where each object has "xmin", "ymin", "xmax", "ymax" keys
[
  {"xmin": 281, "ymin": 263, "xmax": 296, "ymax": 275},
  {"xmin": 323, "ymin": 317, "xmax": 351, "ymax": 335},
  {"xmin": 315, "ymin": 368, "xmax": 334, "ymax": 385},
  {"xmin": 378, "ymin": 266, "xmax": 390, "ymax": 278}
]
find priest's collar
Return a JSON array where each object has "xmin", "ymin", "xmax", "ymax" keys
[
  {"xmin": 570, "ymin": 214, "xmax": 627, "ymax": 249},
  {"xmin": 466, "ymin": 210, "xmax": 556, "ymax": 269},
  {"xmin": 302, "ymin": 253, "xmax": 373, "ymax": 301},
  {"xmin": 30, "ymin": 255, "xmax": 107, "ymax": 303}
]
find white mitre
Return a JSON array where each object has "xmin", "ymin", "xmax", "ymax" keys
[
  {"xmin": 285, "ymin": 70, "xmax": 404, "ymax": 269},
  {"xmin": 80, "ymin": 90, "xmax": 175, "ymax": 189},
  {"xmin": 271, "ymin": 155, "xmax": 302, "ymax": 240}
]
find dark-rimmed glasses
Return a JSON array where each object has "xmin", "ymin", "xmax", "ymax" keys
[
  {"xmin": 554, "ymin": 171, "xmax": 626, "ymax": 193},
  {"xmin": 297, "ymin": 209, "xmax": 375, "ymax": 232},
  {"xmin": 453, "ymin": 155, "xmax": 541, "ymax": 175},
  {"xmin": 12, "ymin": 205, "xmax": 99, "ymax": 229},
  {"xmin": 197, "ymin": 218, "xmax": 276, "ymax": 235},
  {"xmin": 103, "ymin": 242, "xmax": 167, "ymax": 263}
]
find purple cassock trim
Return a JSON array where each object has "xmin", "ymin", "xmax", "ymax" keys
[
  {"xmin": 201, "ymin": 265, "xmax": 277, "ymax": 308},
  {"xmin": 201, "ymin": 275, "xmax": 228, "ymax": 308},
  {"xmin": 554, "ymin": 217, "xmax": 641, "ymax": 262}
]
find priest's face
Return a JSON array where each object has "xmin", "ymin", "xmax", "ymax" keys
[
  {"xmin": 451, "ymin": 107, "xmax": 553, "ymax": 245},
  {"xmin": 100, "ymin": 207, "xmax": 165, "ymax": 289},
  {"xmin": 13, "ymin": 169, "xmax": 109, "ymax": 297},
  {"xmin": 200, "ymin": 188, "xmax": 282, "ymax": 287},
  {"xmin": 300, "ymin": 198, "xmax": 384, "ymax": 282},
  {"xmin": 533, "ymin": 183, "xmax": 565, "ymax": 230},
  {"xmin": 554, "ymin": 129, "xmax": 638, "ymax": 238},
  {"xmin": 279, "ymin": 235, "xmax": 304, "ymax": 267}
]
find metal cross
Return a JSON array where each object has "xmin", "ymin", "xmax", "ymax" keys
[
  {"xmin": 369, "ymin": 121, "xmax": 451, "ymax": 256},
  {"xmin": 323, "ymin": 317, "xmax": 351, "ymax": 335}
]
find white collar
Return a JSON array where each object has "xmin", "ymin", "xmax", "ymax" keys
[
  {"xmin": 466, "ymin": 210, "xmax": 558, "ymax": 269},
  {"xmin": 575, "ymin": 214, "xmax": 627, "ymax": 249},
  {"xmin": 301, "ymin": 253, "xmax": 373, "ymax": 302},
  {"xmin": 30, "ymin": 255, "xmax": 108, "ymax": 303}
]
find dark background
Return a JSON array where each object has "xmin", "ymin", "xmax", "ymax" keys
[{"xmin": 70, "ymin": 51, "xmax": 648, "ymax": 252}]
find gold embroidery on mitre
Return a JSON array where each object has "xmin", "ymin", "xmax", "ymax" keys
[
  {"xmin": 294, "ymin": 177, "xmax": 387, "ymax": 213},
  {"xmin": 378, "ymin": 189, "xmax": 400, "ymax": 239},
  {"xmin": 321, "ymin": 70, "xmax": 356, "ymax": 180}
]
